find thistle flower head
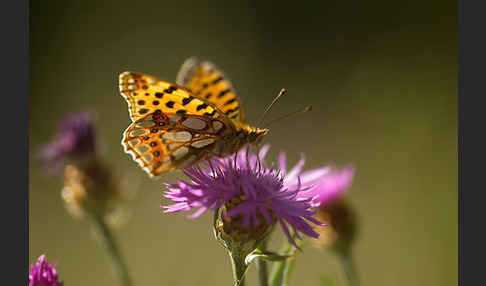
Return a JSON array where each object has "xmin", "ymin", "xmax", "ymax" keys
[
  {"xmin": 39, "ymin": 112, "xmax": 124, "ymax": 224},
  {"xmin": 277, "ymin": 154, "xmax": 357, "ymax": 252},
  {"xmin": 285, "ymin": 158, "xmax": 355, "ymax": 207},
  {"xmin": 39, "ymin": 112, "xmax": 96, "ymax": 171},
  {"xmin": 163, "ymin": 145, "xmax": 323, "ymax": 247},
  {"xmin": 29, "ymin": 254, "xmax": 63, "ymax": 286}
]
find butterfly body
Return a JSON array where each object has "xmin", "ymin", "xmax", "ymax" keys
[
  {"xmin": 119, "ymin": 58, "xmax": 268, "ymax": 177},
  {"xmin": 218, "ymin": 125, "xmax": 269, "ymax": 157}
]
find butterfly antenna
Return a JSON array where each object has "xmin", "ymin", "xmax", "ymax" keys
[
  {"xmin": 257, "ymin": 88, "xmax": 287, "ymax": 126},
  {"xmin": 263, "ymin": 105, "xmax": 313, "ymax": 128}
]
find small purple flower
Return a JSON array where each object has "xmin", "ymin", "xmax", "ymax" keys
[
  {"xmin": 39, "ymin": 112, "xmax": 96, "ymax": 170},
  {"xmin": 277, "ymin": 152, "xmax": 356, "ymax": 251},
  {"xmin": 163, "ymin": 145, "xmax": 324, "ymax": 247},
  {"xmin": 29, "ymin": 254, "xmax": 63, "ymax": 286},
  {"xmin": 278, "ymin": 152, "xmax": 355, "ymax": 207}
]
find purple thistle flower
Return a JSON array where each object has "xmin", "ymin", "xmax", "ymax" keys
[
  {"xmin": 29, "ymin": 254, "xmax": 63, "ymax": 286},
  {"xmin": 162, "ymin": 145, "xmax": 324, "ymax": 247},
  {"xmin": 276, "ymin": 151, "xmax": 356, "ymax": 252},
  {"xmin": 278, "ymin": 152, "xmax": 355, "ymax": 207},
  {"xmin": 39, "ymin": 112, "xmax": 96, "ymax": 170}
]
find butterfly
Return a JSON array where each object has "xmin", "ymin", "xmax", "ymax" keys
[{"xmin": 119, "ymin": 58, "xmax": 269, "ymax": 177}]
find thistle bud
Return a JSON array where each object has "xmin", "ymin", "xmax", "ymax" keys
[
  {"xmin": 214, "ymin": 196, "xmax": 277, "ymax": 251},
  {"xmin": 40, "ymin": 112, "xmax": 124, "ymax": 225},
  {"xmin": 62, "ymin": 158, "xmax": 120, "ymax": 222},
  {"xmin": 313, "ymin": 198, "xmax": 357, "ymax": 255}
]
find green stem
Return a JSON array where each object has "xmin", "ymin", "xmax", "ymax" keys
[
  {"xmin": 257, "ymin": 240, "xmax": 269, "ymax": 286},
  {"xmin": 281, "ymin": 252, "xmax": 297, "ymax": 286},
  {"xmin": 94, "ymin": 217, "xmax": 133, "ymax": 286},
  {"xmin": 269, "ymin": 236, "xmax": 301, "ymax": 286},
  {"xmin": 338, "ymin": 251, "xmax": 359, "ymax": 286},
  {"xmin": 269, "ymin": 258, "xmax": 286, "ymax": 286},
  {"xmin": 229, "ymin": 250, "xmax": 248, "ymax": 286}
]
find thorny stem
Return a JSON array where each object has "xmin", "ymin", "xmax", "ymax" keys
[{"xmin": 94, "ymin": 216, "xmax": 133, "ymax": 286}]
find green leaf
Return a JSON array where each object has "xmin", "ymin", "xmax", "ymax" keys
[{"xmin": 246, "ymin": 249, "xmax": 291, "ymax": 265}]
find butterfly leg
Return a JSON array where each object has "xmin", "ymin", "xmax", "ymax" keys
[
  {"xmin": 255, "ymin": 144, "xmax": 262, "ymax": 173},
  {"xmin": 203, "ymin": 152, "xmax": 221, "ymax": 178},
  {"xmin": 233, "ymin": 151, "xmax": 238, "ymax": 171},
  {"xmin": 206, "ymin": 157, "xmax": 216, "ymax": 178},
  {"xmin": 245, "ymin": 145, "xmax": 251, "ymax": 171}
]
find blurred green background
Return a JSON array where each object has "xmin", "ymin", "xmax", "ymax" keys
[{"xmin": 29, "ymin": 0, "xmax": 457, "ymax": 285}]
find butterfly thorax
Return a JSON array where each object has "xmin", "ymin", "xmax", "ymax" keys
[{"xmin": 221, "ymin": 124, "xmax": 268, "ymax": 156}]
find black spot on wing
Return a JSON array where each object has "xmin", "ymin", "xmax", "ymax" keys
[
  {"xmin": 218, "ymin": 89, "xmax": 231, "ymax": 98},
  {"xmin": 224, "ymin": 106, "xmax": 240, "ymax": 115},
  {"xmin": 182, "ymin": 97, "xmax": 194, "ymax": 105},
  {"xmin": 203, "ymin": 110, "xmax": 216, "ymax": 117},
  {"xmin": 224, "ymin": 98, "xmax": 236, "ymax": 106},
  {"xmin": 197, "ymin": 103, "xmax": 208, "ymax": 111},
  {"xmin": 166, "ymin": 101, "xmax": 175, "ymax": 108},
  {"xmin": 212, "ymin": 76, "xmax": 223, "ymax": 84}
]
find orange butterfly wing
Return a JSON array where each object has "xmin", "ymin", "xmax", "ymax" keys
[
  {"xmin": 122, "ymin": 112, "xmax": 229, "ymax": 177},
  {"xmin": 176, "ymin": 58, "xmax": 246, "ymax": 124},
  {"xmin": 120, "ymin": 72, "xmax": 230, "ymax": 123},
  {"xmin": 119, "ymin": 72, "xmax": 237, "ymax": 177}
]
